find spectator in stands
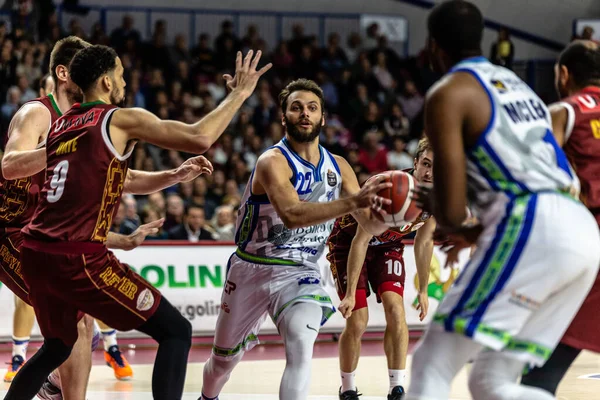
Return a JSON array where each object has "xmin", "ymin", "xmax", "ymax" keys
[
  {"xmin": 320, "ymin": 33, "xmax": 348, "ymax": 77},
  {"xmin": 364, "ymin": 22, "xmax": 380, "ymax": 50},
  {"xmin": 16, "ymin": 48, "xmax": 41, "ymax": 84},
  {"xmin": 272, "ymin": 41, "xmax": 293, "ymax": 79},
  {"xmin": 288, "ymin": 23, "xmax": 310, "ymax": 59},
  {"xmin": 192, "ymin": 176, "xmax": 218, "ymax": 218},
  {"xmin": 581, "ymin": 26, "xmax": 595, "ymax": 41},
  {"xmin": 344, "ymin": 32, "xmax": 362, "ymax": 64},
  {"xmin": 164, "ymin": 193, "xmax": 186, "ymax": 232},
  {"xmin": 252, "ymin": 89, "xmax": 277, "ymax": 132},
  {"xmin": 168, "ymin": 204, "xmax": 215, "ymax": 241},
  {"xmin": 68, "ymin": 19, "xmax": 86, "ymax": 40},
  {"xmin": 354, "ymin": 101, "xmax": 383, "ymax": 144},
  {"xmin": 144, "ymin": 32, "xmax": 170, "ymax": 73},
  {"xmin": 1, "ymin": 86, "xmax": 20, "ymax": 125},
  {"xmin": 223, "ymin": 179, "xmax": 242, "ymax": 209},
  {"xmin": 316, "ymin": 71, "xmax": 339, "ymax": 113},
  {"xmin": 16, "ymin": 74, "xmax": 35, "ymax": 103},
  {"xmin": 347, "ymin": 83, "xmax": 371, "ymax": 126},
  {"xmin": 372, "ymin": 51, "xmax": 394, "ymax": 91},
  {"xmin": 90, "ymin": 22, "xmax": 109, "ymax": 45},
  {"xmin": 397, "ymin": 79, "xmax": 424, "ymax": 122},
  {"xmin": 147, "ymin": 192, "xmax": 167, "ymax": 217},
  {"xmin": 111, "ymin": 203, "xmax": 138, "ymax": 235},
  {"xmin": 383, "ymin": 102, "xmax": 410, "ymax": 140},
  {"xmin": 321, "ymin": 125, "xmax": 346, "ymax": 157},
  {"xmin": 169, "ymin": 33, "xmax": 191, "ymax": 72},
  {"xmin": 0, "ymin": 39, "xmax": 17, "ymax": 99},
  {"xmin": 122, "ymin": 195, "xmax": 141, "ymax": 228},
  {"xmin": 358, "ymin": 131, "xmax": 389, "ymax": 174},
  {"xmin": 353, "ymin": 53, "xmax": 381, "ymax": 97},
  {"xmin": 215, "ymin": 20, "xmax": 240, "ymax": 55},
  {"xmin": 192, "ymin": 33, "xmax": 215, "ymax": 77},
  {"xmin": 210, "ymin": 205, "xmax": 235, "ymax": 241},
  {"xmin": 140, "ymin": 206, "xmax": 168, "ymax": 240},
  {"xmin": 387, "ymin": 137, "xmax": 414, "ymax": 171},
  {"xmin": 241, "ymin": 24, "xmax": 260, "ymax": 52},
  {"xmin": 293, "ymin": 44, "xmax": 318, "ymax": 80},
  {"xmin": 110, "ymin": 15, "xmax": 141, "ymax": 53},
  {"xmin": 490, "ymin": 28, "xmax": 514, "ymax": 70}
]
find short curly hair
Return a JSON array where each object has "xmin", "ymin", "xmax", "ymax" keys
[
  {"xmin": 69, "ymin": 45, "xmax": 118, "ymax": 93},
  {"xmin": 278, "ymin": 79, "xmax": 325, "ymax": 113}
]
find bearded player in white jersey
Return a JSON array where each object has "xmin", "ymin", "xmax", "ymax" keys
[{"xmin": 201, "ymin": 79, "xmax": 391, "ymax": 400}]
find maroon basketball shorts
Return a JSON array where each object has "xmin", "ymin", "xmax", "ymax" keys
[
  {"xmin": 0, "ymin": 230, "xmax": 31, "ymax": 303},
  {"xmin": 328, "ymin": 246, "xmax": 406, "ymax": 311},
  {"xmin": 21, "ymin": 238, "xmax": 162, "ymax": 346}
]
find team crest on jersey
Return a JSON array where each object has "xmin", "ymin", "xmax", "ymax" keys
[
  {"xmin": 267, "ymin": 224, "xmax": 292, "ymax": 246},
  {"xmin": 327, "ymin": 170, "xmax": 337, "ymax": 187},
  {"xmin": 327, "ymin": 190, "xmax": 334, "ymax": 201},
  {"xmin": 490, "ymin": 79, "xmax": 508, "ymax": 93},
  {"xmin": 136, "ymin": 289, "xmax": 155, "ymax": 312}
]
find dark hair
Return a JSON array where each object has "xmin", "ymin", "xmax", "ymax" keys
[
  {"xmin": 558, "ymin": 41, "xmax": 600, "ymax": 88},
  {"xmin": 186, "ymin": 203, "xmax": 205, "ymax": 215},
  {"xmin": 69, "ymin": 45, "xmax": 118, "ymax": 93},
  {"xmin": 49, "ymin": 36, "xmax": 90, "ymax": 84},
  {"xmin": 278, "ymin": 78, "xmax": 325, "ymax": 113},
  {"xmin": 428, "ymin": 0, "xmax": 484, "ymax": 61}
]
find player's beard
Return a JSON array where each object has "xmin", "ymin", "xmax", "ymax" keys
[
  {"xmin": 66, "ymin": 86, "xmax": 83, "ymax": 104},
  {"xmin": 284, "ymin": 116, "xmax": 321, "ymax": 143},
  {"xmin": 110, "ymin": 87, "xmax": 126, "ymax": 107}
]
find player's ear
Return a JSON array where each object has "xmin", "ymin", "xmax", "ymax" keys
[
  {"xmin": 103, "ymin": 74, "xmax": 112, "ymax": 91},
  {"xmin": 55, "ymin": 65, "xmax": 68, "ymax": 83},
  {"xmin": 321, "ymin": 112, "xmax": 326, "ymax": 127},
  {"xmin": 559, "ymin": 64, "xmax": 569, "ymax": 87}
]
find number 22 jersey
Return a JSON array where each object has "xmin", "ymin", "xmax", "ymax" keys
[{"xmin": 23, "ymin": 101, "xmax": 132, "ymax": 244}]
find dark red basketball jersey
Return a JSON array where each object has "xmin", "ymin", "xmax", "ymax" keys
[
  {"xmin": 23, "ymin": 101, "xmax": 132, "ymax": 244},
  {"xmin": 561, "ymin": 86, "xmax": 600, "ymax": 225},
  {"xmin": 0, "ymin": 94, "xmax": 62, "ymax": 232},
  {"xmin": 327, "ymin": 211, "xmax": 431, "ymax": 252}
]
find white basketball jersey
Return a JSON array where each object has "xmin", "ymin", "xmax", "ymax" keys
[
  {"xmin": 450, "ymin": 57, "xmax": 579, "ymax": 221},
  {"xmin": 234, "ymin": 138, "xmax": 343, "ymax": 270}
]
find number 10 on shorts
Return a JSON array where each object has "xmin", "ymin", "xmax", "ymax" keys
[{"xmin": 386, "ymin": 259, "xmax": 403, "ymax": 276}]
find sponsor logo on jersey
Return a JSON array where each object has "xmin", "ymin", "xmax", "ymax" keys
[
  {"xmin": 509, "ymin": 290, "xmax": 541, "ymax": 311},
  {"xmin": 490, "ymin": 79, "xmax": 508, "ymax": 93},
  {"xmin": 327, "ymin": 169, "xmax": 337, "ymax": 187},
  {"xmin": 327, "ymin": 190, "xmax": 334, "ymax": 202},
  {"xmin": 221, "ymin": 302, "xmax": 231, "ymax": 313},
  {"xmin": 267, "ymin": 224, "xmax": 292, "ymax": 246},
  {"xmin": 136, "ymin": 288, "xmax": 155, "ymax": 312},
  {"xmin": 298, "ymin": 275, "xmax": 321, "ymax": 286},
  {"xmin": 224, "ymin": 280, "xmax": 237, "ymax": 295}
]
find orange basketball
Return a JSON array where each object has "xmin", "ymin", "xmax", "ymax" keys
[{"xmin": 369, "ymin": 170, "xmax": 422, "ymax": 227}]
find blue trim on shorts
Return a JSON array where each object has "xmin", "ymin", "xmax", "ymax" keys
[
  {"xmin": 444, "ymin": 199, "xmax": 516, "ymax": 333},
  {"xmin": 465, "ymin": 194, "xmax": 538, "ymax": 337}
]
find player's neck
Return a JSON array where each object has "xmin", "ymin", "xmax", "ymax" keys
[
  {"xmin": 82, "ymin": 92, "xmax": 111, "ymax": 106},
  {"xmin": 51, "ymin": 87, "xmax": 74, "ymax": 114},
  {"xmin": 284, "ymin": 135, "xmax": 321, "ymax": 165}
]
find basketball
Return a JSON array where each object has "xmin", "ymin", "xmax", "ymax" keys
[{"xmin": 369, "ymin": 170, "xmax": 422, "ymax": 227}]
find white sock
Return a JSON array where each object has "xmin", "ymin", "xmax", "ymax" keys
[
  {"xmin": 11, "ymin": 336, "xmax": 29, "ymax": 359},
  {"xmin": 341, "ymin": 370, "xmax": 356, "ymax": 393},
  {"xmin": 389, "ymin": 369, "xmax": 406, "ymax": 393},
  {"xmin": 48, "ymin": 369, "xmax": 61, "ymax": 389},
  {"xmin": 101, "ymin": 329, "xmax": 118, "ymax": 352}
]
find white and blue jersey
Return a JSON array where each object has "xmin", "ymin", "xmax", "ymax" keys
[
  {"xmin": 234, "ymin": 137, "xmax": 343, "ymax": 270},
  {"xmin": 431, "ymin": 57, "xmax": 600, "ymax": 367}
]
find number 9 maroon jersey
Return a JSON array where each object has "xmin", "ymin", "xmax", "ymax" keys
[{"xmin": 23, "ymin": 101, "xmax": 131, "ymax": 244}]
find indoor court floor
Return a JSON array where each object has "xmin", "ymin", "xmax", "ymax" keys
[{"xmin": 1, "ymin": 336, "xmax": 599, "ymax": 399}]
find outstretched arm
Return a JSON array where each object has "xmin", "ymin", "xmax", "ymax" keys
[
  {"xmin": 413, "ymin": 217, "xmax": 436, "ymax": 321},
  {"xmin": 2, "ymin": 103, "xmax": 50, "ymax": 180},
  {"xmin": 124, "ymin": 156, "xmax": 213, "ymax": 195},
  {"xmin": 105, "ymin": 219, "xmax": 165, "ymax": 250},
  {"xmin": 253, "ymin": 150, "xmax": 390, "ymax": 230},
  {"xmin": 111, "ymin": 51, "xmax": 271, "ymax": 154}
]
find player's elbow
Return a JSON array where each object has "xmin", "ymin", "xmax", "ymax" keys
[
  {"xmin": 280, "ymin": 214, "xmax": 302, "ymax": 230},
  {"xmin": 189, "ymin": 135, "xmax": 211, "ymax": 154},
  {"xmin": 1, "ymin": 156, "xmax": 18, "ymax": 180}
]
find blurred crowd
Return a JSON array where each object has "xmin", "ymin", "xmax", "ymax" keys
[{"xmin": 0, "ymin": 2, "xmax": 542, "ymax": 242}]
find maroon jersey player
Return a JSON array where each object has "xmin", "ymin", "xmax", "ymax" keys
[
  {"xmin": 327, "ymin": 138, "xmax": 436, "ymax": 400},
  {"xmin": 1, "ymin": 37, "xmax": 214, "ymax": 397},
  {"xmin": 521, "ymin": 40, "xmax": 600, "ymax": 394},
  {"xmin": 4, "ymin": 44, "xmax": 270, "ymax": 400}
]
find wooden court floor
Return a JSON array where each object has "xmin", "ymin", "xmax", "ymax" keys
[{"xmin": 1, "ymin": 347, "xmax": 599, "ymax": 399}]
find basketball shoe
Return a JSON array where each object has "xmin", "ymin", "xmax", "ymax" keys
[
  {"xmin": 4, "ymin": 355, "xmax": 24, "ymax": 382},
  {"xmin": 104, "ymin": 345, "xmax": 133, "ymax": 380}
]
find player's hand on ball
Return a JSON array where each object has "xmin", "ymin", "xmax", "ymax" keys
[
  {"xmin": 174, "ymin": 156, "xmax": 213, "ymax": 182},
  {"xmin": 223, "ymin": 50, "xmax": 273, "ymax": 97},
  {"xmin": 339, "ymin": 296, "xmax": 356, "ymax": 319},
  {"xmin": 411, "ymin": 183, "xmax": 434, "ymax": 213},
  {"xmin": 127, "ymin": 218, "xmax": 165, "ymax": 250},
  {"xmin": 354, "ymin": 175, "xmax": 392, "ymax": 213},
  {"xmin": 416, "ymin": 292, "xmax": 429, "ymax": 321}
]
